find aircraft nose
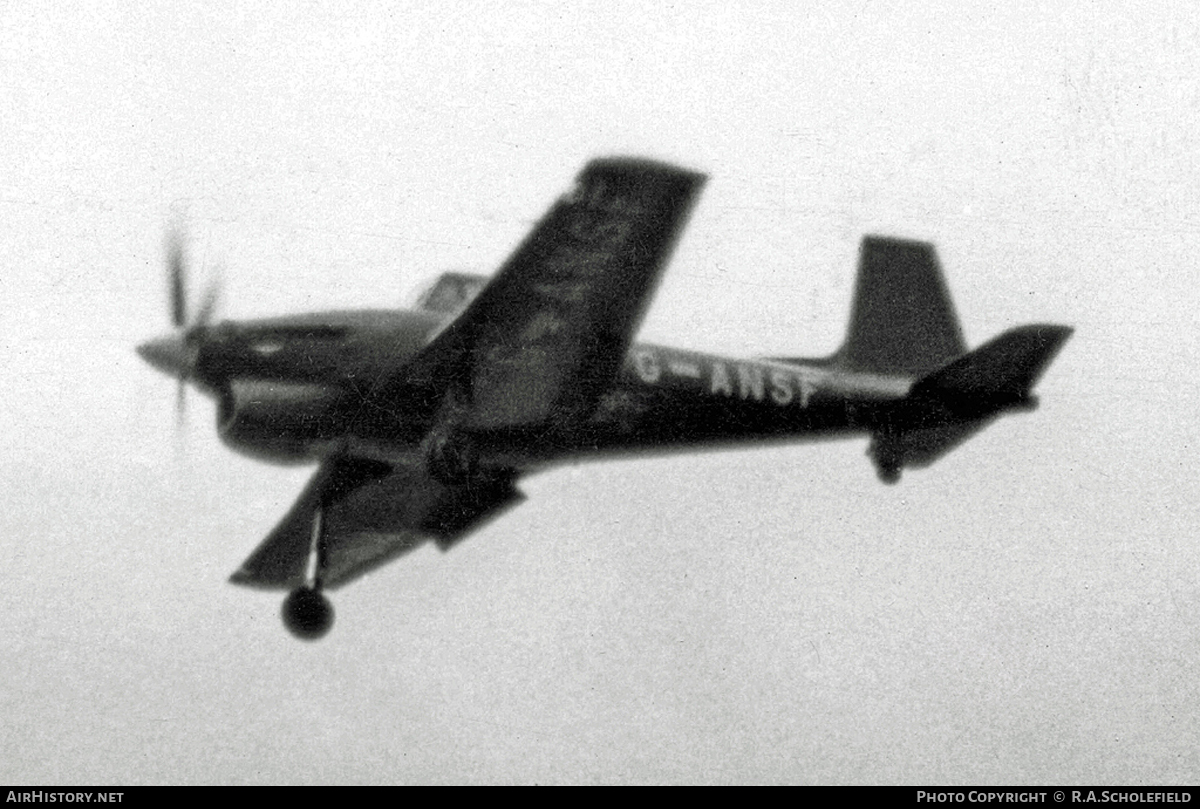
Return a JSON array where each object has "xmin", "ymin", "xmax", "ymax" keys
[{"xmin": 137, "ymin": 333, "xmax": 191, "ymax": 378}]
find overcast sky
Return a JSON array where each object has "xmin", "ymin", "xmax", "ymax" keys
[{"xmin": 3, "ymin": 1, "xmax": 1198, "ymax": 785}]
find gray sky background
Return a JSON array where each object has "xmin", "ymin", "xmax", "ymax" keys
[{"xmin": 3, "ymin": 1, "xmax": 1198, "ymax": 785}]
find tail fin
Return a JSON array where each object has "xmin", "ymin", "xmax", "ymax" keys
[{"xmin": 834, "ymin": 236, "xmax": 966, "ymax": 376}]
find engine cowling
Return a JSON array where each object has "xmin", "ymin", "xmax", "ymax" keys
[{"xmin": 218, "ymin": 379, "xmax": 344, "ymax": 463}]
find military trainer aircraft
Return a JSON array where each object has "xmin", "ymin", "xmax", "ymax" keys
[{"xmin": 138, "ymin": 157, "xmax": 1072, "ymax": 640}]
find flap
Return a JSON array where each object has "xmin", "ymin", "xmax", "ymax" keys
[{"xmin": 229, "ymin": 457, "xmax": 523, "ymax": 591}]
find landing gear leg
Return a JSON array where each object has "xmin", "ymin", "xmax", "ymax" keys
[{"xmin": 281, "ymin": 504, "xmax": 335, "ymax": 641}]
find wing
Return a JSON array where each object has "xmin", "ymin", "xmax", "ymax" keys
[
  {"xmin": 229, "ymin": 457, "xmax": 523, "ymax": 591},
  {"xmin": 359, "ymin": 157, "xmax": 706, "ymax": 431}
]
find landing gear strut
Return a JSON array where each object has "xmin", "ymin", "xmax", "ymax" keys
[{"xmin": 281, "ymin": 503, "xmax": 335, "ymax": 640}]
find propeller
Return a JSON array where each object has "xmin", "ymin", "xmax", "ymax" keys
[{"xmin": 138, "ymin": 226, "xmax": 223, "ymax": 425}]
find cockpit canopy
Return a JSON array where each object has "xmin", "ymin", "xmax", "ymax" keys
[{"xmin": 411, "ymin": 271, "xmax": 489, "ymax": 316}]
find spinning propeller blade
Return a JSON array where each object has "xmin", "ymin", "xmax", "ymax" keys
[
  {"xmin": 149, "ymin": 226, "xmax": 223, "ymax": 427},
  {"xmin": 168, "ymin": 238, "xmax": 184, "ymax": 329}
]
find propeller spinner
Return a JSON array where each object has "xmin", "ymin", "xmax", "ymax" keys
[{"xmin": 137, "ymin": 227, "xmax": 222, "ymax": 419}]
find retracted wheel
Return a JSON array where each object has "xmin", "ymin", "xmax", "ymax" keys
[
  {"xmin": 282, "ymin": 586, "xmax": 334, "ymax": 641},
  {"xmin": 876, "ymin": 460, "xmax": 902, "ymax": 485},
  {"xmin": 869, "ymin": 434, "xmax": 903, "ymax": 485}
]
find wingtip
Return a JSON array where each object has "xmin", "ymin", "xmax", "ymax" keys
[
  {"xmin": 228, "ymin": 568, "xmax": 254, "ymax": 587},
  {"xmin": 1033, "ymin": 323, "xmax": 1075, "ymax": 350},
  {"xmin": 584, "ymin": 155, "xmax": 708, "ymax": 185},
  {"xmin": 228, "ymin": 568, "xmax": 293, "ymax": 591},
  {"xmin": 1008, "ymin": 323, "xmax": 1075, "ymax": 345}
]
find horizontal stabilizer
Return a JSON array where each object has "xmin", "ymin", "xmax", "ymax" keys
[
  {"xmin": 909, "ymin": 323, "xmax": 1074, "ymax": 415},
  {"xmin": 870, "ymin": 323, "xmax": 1072, "ymax": 478}
]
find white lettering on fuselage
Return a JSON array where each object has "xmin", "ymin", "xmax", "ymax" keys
[
  {"xmin": 737, "ymin": 363, "xmax": 765, "ymax": 401},
  {"xmin": 641, "ymin": 350, "xmax": 821, "ymax": 408},
  {"xmin": 710, "ymin": 362, "xmax": 734, "ymax": 397},
  {"xmin": 769, "ymin": 368, "xmax": 793, "ymax": 406}
]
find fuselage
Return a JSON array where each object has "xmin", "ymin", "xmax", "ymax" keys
[{"xmin": 144, "ymin": 308, "xmax": 916, "ymax": 470}]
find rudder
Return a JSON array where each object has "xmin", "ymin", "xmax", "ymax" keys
[{"xmin": 834, "ymin": 236, "xmax": 966, "ymax": 376}]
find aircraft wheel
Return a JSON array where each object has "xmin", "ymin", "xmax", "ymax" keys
[
  {"xmin": 876, "ymin": 462, "xmax": 902, "ymax": 485},
  {"xmin": 869, "ymin": 436, "xmax": 902, "ymax": 484},
  {"xmin": 282, "ymin": 587, "xmax": 334, "ymax": 641},
  {"xmin": 426, "ymin": 431, "xmax": 478, "ymax": 486}
]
